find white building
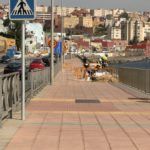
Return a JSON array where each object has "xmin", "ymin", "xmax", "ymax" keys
[
  {"xmin": 25, "ymin": 23, "xmax": 45, "ymax": 52},
  {"xmin": 144, "ymin": 22, "xmax": 150, "ymax": 39},
  {"xmin": 110, "ymin": 26, "xmax": 121, "ymax": 40},
  {"xmin": 0, "ymin": 19, "xmax": 7, "ymax": 33},
  {"xmin": 90, "ymin": 9, "xmax": 112, "ymax": 17}
]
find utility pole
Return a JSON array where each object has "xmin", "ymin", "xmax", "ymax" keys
[{"xmin": 50, "ymin": 0, "xmax": 54, "ymax": 84}]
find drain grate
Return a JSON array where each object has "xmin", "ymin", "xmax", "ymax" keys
[{"xmin": 75, "ymin": 99, "xmax": 100, "ymax": 103}]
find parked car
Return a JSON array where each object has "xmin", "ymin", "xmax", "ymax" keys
[
  {"xmin": 41, "ymin": 54, "xmax": 57, "ymax": 66},
  {"xmin": 4, "ymin": 62, "xmax": 29, "ymax": 79},
  {"xmin": 14, "ymin": 51, "xmax": 21, "ymax": 59},
  {"xmin": 42, "ymin": 56, "xmax": 50, "ymax": 66},
  {"xmin": 29, "ymin": 59, "xmax": 45, "ymax": 70},
  {"xmin": 0, "ymin": 55, "xmax": 11, "ymax": 63}
]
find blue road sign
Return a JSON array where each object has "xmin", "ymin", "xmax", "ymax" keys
[{"xmin": 9, "ymin": 0, "xmax": 35, "ymax": 20}]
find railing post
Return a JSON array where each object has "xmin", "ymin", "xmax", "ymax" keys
[
  {"xmin": 146, "ymin": 70, "xmax": 150, "ymax": 94},
  {"xmin": 30, "ymin": 71, "xmax": 34, "ymax": 97},
  {"xmin": 0, "ymin": 78, "xmax": 2, "ymax": 127}
]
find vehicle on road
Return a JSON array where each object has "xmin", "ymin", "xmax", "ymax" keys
[
  {"xmin": 29, "ymin": 59, "xmax": 45, "ymax": 70},
  {"xmin": 42, "ymin": 56, "xmax": 50, "ymax": 67},
  {"xmin": 0, "ymin": 55, "xmax": 11, "ymax": 63},
  {"xmin": 4, "ymin": 62, "xmax": 29, "ymax": 79},
  {"xmin": 14, "ymin": 51, "xmax": 21, "ymax": 59}
]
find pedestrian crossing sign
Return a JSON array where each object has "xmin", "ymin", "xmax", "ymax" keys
[{"xmin": 9, "ymin": 0, "xmax": 35, "ymax": 20}]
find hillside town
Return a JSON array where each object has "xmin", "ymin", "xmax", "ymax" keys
[{"xmin": 0, "ymin": 3, "xmax": 150, "ymax": 58}]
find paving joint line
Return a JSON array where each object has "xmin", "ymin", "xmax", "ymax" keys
[
  {"xmin": 110, "ymin": 114, "xmax": 139, "ymax": 150},
  {"xmin": 78, "ymin": 112, "xmax": 86, "ymax": 150},
  {"xmin": 94, "ymin": 113, "xmax": 112, "ymax": 150},
  {"xmin": 127, "ymin": 115, "xmax": 150, "ymax": 136},
  {"xmin": 31, "ymin": 114, "xmax": 48, "ymax": 150},
  {"xmin": 57, "ymin": 113, "xmax": 63, "ymax": 150}
]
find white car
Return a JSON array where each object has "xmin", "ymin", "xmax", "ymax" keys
[{"xmin": 14, "ymin": 51, "xmax": 21, "ymax": 59}]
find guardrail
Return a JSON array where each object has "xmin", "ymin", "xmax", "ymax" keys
[
  {"xmin": 30, "ymin": 67, "xmax": 50, "ymax": 97},
  {"xmin": 118, "ymin": 67, "xmax": 150, "ymax": 94},
  {"xmin": 0, "ymin": 72, "xmax": 20, "ymax": 127},
  {"xmin": 0, "ymin": 67, "xmax": 51, "ymax": 126}
]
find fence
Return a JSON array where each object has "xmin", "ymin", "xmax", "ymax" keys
[
  {"xmin": 30, "ymin": 67, "xmax": 50, "ymax": 97},
  {"xmin": 0, "ymin": 73, "xmax": 20, "ymax": 127},
  {"xmin": 54, "ymin": 58, "xmax": 62, "ymax": 77},
  {"xmin": 118, "ymin": 67, "xmax": 150, "ymax": 94},
  {"xmin": 0, "ymin": 67, "xmax": 51, "ymax": 126}
]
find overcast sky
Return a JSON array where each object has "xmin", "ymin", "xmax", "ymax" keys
[{"xmin": 1, "ymin": 0, "xmax": 150, "ymax": 12}]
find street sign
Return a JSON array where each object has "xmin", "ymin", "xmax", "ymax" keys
[{"xmin": 9, "ymin": 0, "xmax": 35, "ymax": 20}]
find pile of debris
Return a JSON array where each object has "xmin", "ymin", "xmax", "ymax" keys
[{"xmin": 95, "ymin": 73, "xmax": 118, "ymax": 82}]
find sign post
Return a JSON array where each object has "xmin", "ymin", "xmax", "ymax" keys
[
  {"xmin": 50, "ymin": 0, "xmax": 54, "ymax": 85},
  {"xmin": 9, "ymin": 0, "xmax": 35, "ymax": 120}
]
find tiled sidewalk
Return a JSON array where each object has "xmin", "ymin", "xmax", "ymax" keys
[{"xmin": 3, "ymin": 58, "xmax": 150, "ymax": 150}]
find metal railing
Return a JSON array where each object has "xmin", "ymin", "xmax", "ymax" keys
[
  {"xmin": 0, "ymin": 67, "xmax": 51, "ymax": 126},
  {"xmin": 54, "ymin": 58, "xmax": 62, "ymax": 77},
  {"xmin": 118, "ymin": 67, "xmax": 150, "ymax": 94},
  {"xmin": 0, "ymin": 72, "xmax": 20, "ymax": 127},
  {"xmin": 30, "ymin": 67, "xmax": 50, "ymax": 97}
]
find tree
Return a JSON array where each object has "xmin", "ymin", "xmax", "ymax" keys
[
  {"xmin": 3, "ymin": 19, "xmax": 22, "ymax": 50},
  {"xmin": 119, "ymin": 12, "xmax": 129, "ymax": 20},
  {"xmin": 94, "ymin": 25, "xmax": 108, "ymax": 36}
]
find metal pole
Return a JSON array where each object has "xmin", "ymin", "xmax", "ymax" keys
[
  {"xmin": 61, "ymin": 0, "xmax": 64, "ymax": 70},
  {"xmin": 50, "ymin": 0, "xmax": 54, "ymax": 84},
  {"xmin": 21, "ymin": 21, "xmax": 25, "ymax": 120}
]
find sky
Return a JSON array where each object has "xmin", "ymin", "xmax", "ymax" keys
[{"xmin": 1, "ymin": 0, "xmax": 150, "ymax": 12}]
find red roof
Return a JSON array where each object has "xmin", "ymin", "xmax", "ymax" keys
[
  {"xmin": 92, "ymin": 39, "xmax": 114, "ymax": 48},
  {"xmin": 75, "ymin": 39, "xmax": 90, "ymax": 49}
]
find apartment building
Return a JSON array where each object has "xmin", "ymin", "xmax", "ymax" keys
[
  {"xmin": 54, "ymin": 6, "xmax": 75, "ymax": 16},
  {"xmin": 63, "ymin": 16, "xmax": 79, "ymax": 28},
  {"xmin": 121, "ymin": 19, "xmax": 145, "ymax": 43},
  {"xmin": 109, "ymin": 26, "xmax": 121, "ymax": 40},
  {"xmin": 79, "ymin": 16, "xmax": 93, "ymax": 28},
  {"xmin": 36, "ymin": 5, "xmax": 48, "ymax": 14},
  {"xmin": 112, "ymin": 9, "xmax": 125, "ymax": 17},
  {"xmin": 90, "ymin": 9, "xmax": 112, "ymax": 17},
  {"xmin": 144, "ymin": 22, "xmax": 150, "ymax": 39}
]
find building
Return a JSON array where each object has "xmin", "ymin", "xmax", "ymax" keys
[
  {"xmin": 36, "ymin": 5, "xmax": 48, "ymax": 14},
  {"xmin": 90, "ymin": 9, "xmax": 103, "ymax": 17},
  {"xmin": 109, "ymin": 26, "xmax": 121, "ymax": 40},
  {"xmin": 25, "ymin": 23, "xmax": 45, "ymax": 52},
  {"xmin": 36, "ymin": 13, "xmax": 51, "ymax": 22},
  {"xmin": 113, "ymin": 40, "xmax": 128, "ymax": 51},
  {"xmin": 125, "ymin": 40, "xmax": 150, "ymax": 57},
  {"xmin": 143, "ymin": 22, "xmax": 150, "ymax": 39},
  {"xmin": 79, "ymin": 16, "xmax": 93, "ymax": 28},
  {"xmin": 53, "ymin": 6, "xmax": 75, "ymax": 16},
  {"xmin": 90, "ymin": 9, "xmax": 112, "ymax": 17},
  {"xmin": 92, "ymin": 39, "xmax": 114, "ymax": 51},
  {"xmin": 112, "ymin": 9, "xmax": 125, "ymax": 17},
  {"xmin": 0, "ymin": 19, "xmax": 7, "ymax": 33},
  {"xmin": 121, "ymin": 19, "xmax": 145, "ymax": 43},
  {"xmin": 63, "ymin": 16, "xmax": 79, "ymax": 28}
]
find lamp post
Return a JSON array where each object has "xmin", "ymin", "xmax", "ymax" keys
[{"xmin": 50, "ymin": 0, "xmax": 54, "ymax": 84}]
